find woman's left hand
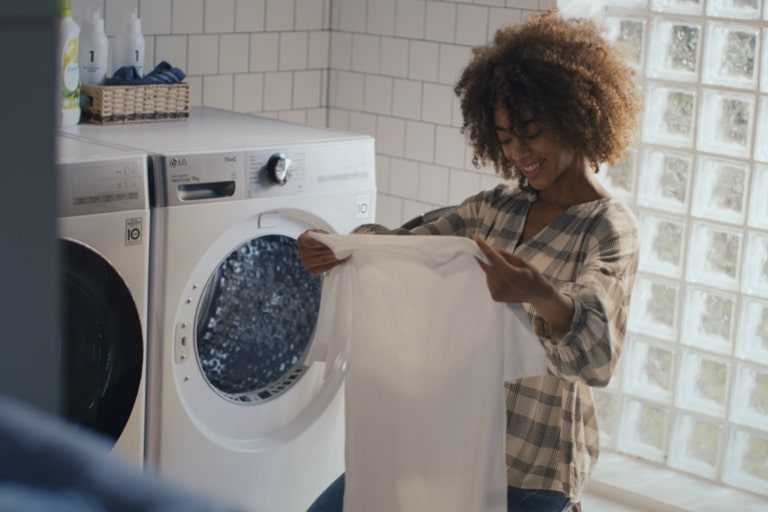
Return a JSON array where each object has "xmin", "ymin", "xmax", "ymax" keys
[{"xmin": 473, "ymin": 235, "xmax": 548, "ymax": 304}]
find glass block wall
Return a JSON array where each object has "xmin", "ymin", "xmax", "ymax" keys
[{"xmin": 592, "ymin": 0, "xmax": 768, "ymax": 498}]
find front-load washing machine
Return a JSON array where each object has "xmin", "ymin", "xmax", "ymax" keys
[
  {"xmin": 61, "ymin": 108, "xmax": 376, "ymax": 511},
  {"xmin": 55, "ymin": 134, "xmax": 150, "ymax": 470}
]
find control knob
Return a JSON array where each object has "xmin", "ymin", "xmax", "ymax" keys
[{"xmin": 266, "ymin": 153, "xmax": 293, "ymax": 185}]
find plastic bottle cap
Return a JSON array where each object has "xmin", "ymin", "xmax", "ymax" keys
[
  {"xmin": 59, "ymin": 0, "xmax": 72, "ymax": 17},
  {"xmin": 124, "ymin": 8, "xmax": 143, "ymax": 34},
  {"xmin": 82, "ymin": 8, "xmax": 105, "ymax": 32}
]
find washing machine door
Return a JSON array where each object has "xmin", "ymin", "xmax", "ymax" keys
[
  {"xmin": 195, "ymin": 232, "xmax": 322, "ymax": 404},
  {"xmin": 59, "ymin": 239, "xmax": 143, "ymax": 442}
]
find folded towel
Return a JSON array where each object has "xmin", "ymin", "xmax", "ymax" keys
[{"xmin": 109, "ymin": 61, "xmax": 186, "ymax": 86}]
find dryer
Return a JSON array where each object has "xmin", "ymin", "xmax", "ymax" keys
[
  {"xmin": 55, "ymin": 134, "xmax": 150, "ymax": 470},
  {"xmin": 61, "ymin": 108, "xmax": 376, "ymax": 511}
]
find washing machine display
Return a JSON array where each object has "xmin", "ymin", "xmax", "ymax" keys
[
  {"xmin": 196, "ymin": 233, "xmax": 322, "ymax": 403},
  {"xmin": 55, "ymin": 135, "xmax": 150, "ymax": 470}
]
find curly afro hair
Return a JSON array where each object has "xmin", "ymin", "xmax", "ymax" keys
[{"xmin": 454, "ymin": 8, "xmax": 641, "ymax": 187}]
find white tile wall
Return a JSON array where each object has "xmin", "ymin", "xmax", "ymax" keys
[{"xmin": 69, "ymin": 0, "xmax": 554, "ymax": 226}]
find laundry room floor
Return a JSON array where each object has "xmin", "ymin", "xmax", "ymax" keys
[{"xmin": 580, "ymin": 492, "xmax": 646, "ymax": 511}]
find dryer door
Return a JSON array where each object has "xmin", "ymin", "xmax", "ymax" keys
[{"xmin": 59, "ymin": 239, "xmax": 143, "ymax": 442}]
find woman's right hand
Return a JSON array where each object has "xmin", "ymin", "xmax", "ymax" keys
[{"xmin": 296, "ymin": 229, "xmax": 349, "ymax": 275}]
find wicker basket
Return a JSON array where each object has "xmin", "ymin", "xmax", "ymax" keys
[{"xmin": 80, "ymin": 82, "xmax": 190, "ymax": 124}]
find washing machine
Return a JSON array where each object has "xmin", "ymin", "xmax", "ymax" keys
[
  {"xmin": 55, "ymin": 134, "xmax": 150, "ymax": 470},
  {"xmin": 61, "ymin": 108, "xmax": 376, "ymax": 511}
]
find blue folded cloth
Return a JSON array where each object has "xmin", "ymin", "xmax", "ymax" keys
[{"xmin": 109, "ymin": 61, "xmax": 186, "ymax": 85}]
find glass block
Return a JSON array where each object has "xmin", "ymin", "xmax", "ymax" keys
[
  {"xmin": 754, "ymin": 97, "xmax": 768, "ymax": 162},
  {"xmin": 618, "ymin": 397, "xmax": 670, "ymax": 462},
  {"xmin": 706, "ymin": 0, "xmax": 762, "ymax": 19},
  {"xmin": 647, "ymin": 19, "xmax": 701, "ymax": 82},
  {"xmin": 730, "ymin": 363, "xmax": 768, "ymax": 427},
  {"xmin": 703, "ymin": 23, "xmax": 759, "ymax": 89},
  {"xmin": 736, "ymin": 297, "xmax": 768, "ymax": 364},
  {"xmin": 643, "ymin": 84, "xmax": 696, "ymax": 147},
  {"xmin": 697, "ymin": 89, "xmax": 755, "ymax": 159},
  {"xmin": 686, "ymin": 221, "xmax": 743, "ymax": 291},
  {"xmin": 651, "ymin": 0, "xmax": 704, "ymax": 15},
  {"xmin": 723, "ymin": 427, "xmax": 768, "ymax": 496},
  {"xmin": 593, "ymin": 389, "xmax": 621, "ymax": 447},
  {"xmin": 638, "ymin": 211, "xmax": 686, "ymax": 278},
  {"xmin": 637, "ymin": 148, "xmax": 692, "ymax": 214},
  {"xmin": 669, "ymin": 412, "xmax": 724, "ymax": 479},
  {"xmin": 742, "ymin": 230, "xmax": 768, "ymax": 297},
  {"xmin": 623, "ymin": 335, "xmax": 676, "ymax": 403},
  {"xmin": 676, "ymin": 349, "xmax": 731, "ymax": 417},
  {"xmin": 748, "ymin": 165, "xmax": 768, "ymax": 229},
  {"xmin": 628, "ymin": 275, "xmax": 681, "ymax": 341},
  {"xmin": 690, "ymin": 156, "xmax": 748, "ymax": 225},
  {"xmin": 598, "ymin": 148, "xmax": 638, "ymax": 203},
  {"xmin": 682, "ymin": 286, "xmax": 737, "ymax": 355},
  {"xmin": 605, "ymin": 16, "xmax": 647, "ymax": 70}
]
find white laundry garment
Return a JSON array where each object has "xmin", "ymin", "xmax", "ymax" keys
[{"xmin": 307, "ymin": 233, "xmax": 548, "ymax": 512}]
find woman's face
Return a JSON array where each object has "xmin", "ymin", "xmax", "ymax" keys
[{"xmin": 494, "ymin": 104, "xmax": 579, "ymax": 193}]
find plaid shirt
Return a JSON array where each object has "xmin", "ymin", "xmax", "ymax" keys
[{"xmin": 357, "ymin": 183, "xmax": 639, "ymax": 503}]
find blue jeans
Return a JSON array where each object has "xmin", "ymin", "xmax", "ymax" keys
[{"xmin": 306, "ymin": 474, "xmax": 572, "ymax": 512}]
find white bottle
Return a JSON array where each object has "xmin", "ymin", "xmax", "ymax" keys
[
  {"xmin": 57, "ymin": 0, "xmax": 80, "ymax": 126},
  {"xmin": 79, "ymin": 7, "xmax": 108, "ymax": 85},
  {"xmin": 112, "ymin": 8, "xmax": 145, "ymax": 77}
]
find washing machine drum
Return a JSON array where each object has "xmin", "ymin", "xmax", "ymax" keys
[
  {"xmin": 196, "ymin": 234, "xmax": 323, "ymax": 403},
  {"xmin": 59, "ymin": 239, "xmax": 143, "ymax": 441}
]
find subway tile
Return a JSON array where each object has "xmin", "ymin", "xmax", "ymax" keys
[
  {"xmin": 233, "ymin": 73, "xmax": 264, "ymax": 112},
  {"xmin": 474, "ymin": 0, "xmax": 505, "ymax": 6},
  {"xmin": 305, "ymin": 108, "xmax": 328, "ymax": 128},
  {"xmin": 376, "ymin": 116, "xmax": 406, "ymax": 157},
  {"xmin": 205, "ymin": 0, "xmax": 235, "ymax": 33},
  {"xmin": 334, "ymin": 70, "xmax": 365, "ymax": 110},
  {"xmin": 456, "ymin": 4, "xmax": 488, "ymax": 46},
  {"xmin": 364, "ymin": 75, "xmax": 393, "ymax": 115},
  {"xmin": 188, "ymin": 34, "xmax": 219, "ymax": 74},
  {"xmin": 405, "ymin": 120, "xmax": 435, "ymax": 163},
  {"xmin": 278, "ymin": 109, "xmax": 307, "ymax": 124},
  {"xmin": 295, "ymin": 0, "xmax": 324, "ymax": 30},
  {"xmin": 367, "ymin": 0, "xmax": 396, "ymax": 36},
  {"xmin": 389, "ymin": 157, "xmax": 420, "ymax": 199},
  {"xmin": 263, "ymin": 71, "xmax": 293, "ymax": 110},
  {"xmin": 219, "ymin": 33, "xmax": 249, "ymax": 73},
  {"xmin": 395, "ymin": 0, "xmax": 425, "ymax": 39},
  {"xmin": 105, "ymin": 0, "xmax": 134, "ymax": 35},
  {"xmin": 449, "ymin": 168, "xmax": 482, "ymax": 205},
  {"xmin": 235, "ymin": 0, "xmax": 265, "ymax": 32},
  {"xmin": 308, "ymin": 31, "xmax": 330, "ymax": 69},
  {"xmin": 330, "ymin": 32, "xmax": 353, "ymax": 71},
  {"xmin": 171, "ymin": 0, "xmax": 204, "ymax": 34},
  {"xmin": 408, "ymin": 41, "xmax": 439, "ymax": 82},
  {"xmin": 293, "ymin": 69, "xmax": 322, "ymax": 108},
  {"xmin": 202, "ymin": 74, "xmax": 234, "ymax": 109},
  {"xmin": 380, "ymin": 37, "xmax": 409, "ymax": 78},
  {"xmin": 352, "ymin": 34, "xmax": 380, "ymax": 74},
  {"xmin": 328, "ymin": 108, "xmax": 350, "ymax": 131},
  {"xmin": 377, "ymin": 195, "xmax": 406, "ymax": 229},
  {"xmin": 265, "ymin": 0, "xmax": 294, "ymax": 31},
  {"xmin": 139, "ymin": 0, "xmax": 172, "ymax": 35},
  {"xmin": 279, "ymin": 31, "xmax": 309, "ymax": 70},
  {"xmin": 438, "ymin": 43, "xmax": 472, "ymax": 85},
  {"xmin": 349, "ymin": 111, "xmax": 378, "ymax": 138},
  {"xmin": 488, "ymin": 7, "xmax": 521, "ymax": 34},
  {"xmin": 143, "ymin": 37, "xmax": 155, "ymax": 70},
  {"xmin": 425, "ymin": 1, "xmax": 456, "ymax": 43},
  {"xmin": 421, "ymin": 82, "xmax": 453, "ymax": 125},
  {"xmin": 187, "ymin": 75, "xmax": 203, "ymax": 106},
  {"xmin": 480, "ymin": 171, "xmax": 504, "ymax": 190},
  {"xmin": 418, "ymin": 163, "xmax": 450, "ymax": 205},
  {"xmin": 249, "ymin": 32, "xmax": 279, "ymax": 72},
  {"xmin": 435, "ymin": 125, "xmax": 466, "ymax": 167},
  {"xmin": 392, "ymin": 79, "xmax": 422, "ymax": 120},
  {"xmin": 335, "ymin": 0, "xmax": 366, "ymax": 33}
]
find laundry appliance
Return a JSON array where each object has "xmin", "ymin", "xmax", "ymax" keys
[
  {"xmin": 55, "ymin": 134, "xmax": 150, "ymax": 470},
  {"xmin": 61, "ymin": 108, "xmax": 376, "ymax": 511}
]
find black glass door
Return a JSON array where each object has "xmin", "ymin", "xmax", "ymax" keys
[
  {"xmin": 59, "ymin": 239, "xmax": 143, "ymax": 442},
  {"xmin": 195, "ymin": 234, "xmax": 322, "ymax": 403}
]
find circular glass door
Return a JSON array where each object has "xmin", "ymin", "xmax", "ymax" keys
[
  {"xmin": 195, "ymin": 234, "xmax": 322, "ymax": 403},
  {"xmin": 59, "ymin": 239, "xmax": 143, "ymax": 442}
]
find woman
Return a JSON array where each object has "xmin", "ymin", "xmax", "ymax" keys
[{"xmin": 299, "ymin": 8, "xmax": 641, "ymax": 512}]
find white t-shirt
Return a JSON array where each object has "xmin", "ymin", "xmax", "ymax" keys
[{"xmin": 308, "ymin": 233, "xmax": 547, "ymax": 512}]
